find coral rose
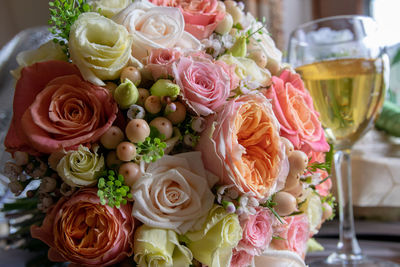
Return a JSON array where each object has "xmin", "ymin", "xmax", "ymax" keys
[
  {"xmin": 30, "ymin": 188, "xmax": 134, "ymax": 266},
  {"xmin": 262, "ymin": 70, "xmax": 329, "ymax": 154},
  {"xmin": 197, "ymin": 94, "xmax": 288, "ymax": 199},
  {"xmin": 4, "ymin": 61, "xmax": 118, "ymax": 155},
  {"xmin": 271, "ymin": 214, "xmax": 310, "ymax": 259},
  {"xmin": 173, "ymin": 55, "xmax": 231, "ymax": 116},
  {"xmin": 151, "ymin": 0, "xmax": 225, "ymax": 39}
]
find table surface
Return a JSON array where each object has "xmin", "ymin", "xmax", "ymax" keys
[{"xmin": 306, "ymin": 219, "xmax": 400, "ymax": 264}]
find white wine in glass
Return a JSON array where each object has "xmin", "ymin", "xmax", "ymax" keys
[{"xmin": 289, "ymin": 16, "xmax": 398, "ymax": 267}]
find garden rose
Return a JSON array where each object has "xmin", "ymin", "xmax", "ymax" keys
[
  {"xmin": 4, "ymin": 61, "xmax": 118, "ymax": 155},
  {"xmin": 113, "ymin": 1, "xmax": 201, "ymax": 62},
  {"xmin": 31, "ymin": 188, "xmax": 134, "ymax": 266},
  {"xmin": 186, "ymin": 205, "xmax": 242, "ymax": 267},
  {"xmin": 133, "ymin": 225, "xmax": 192, "ymax": 267},
  {"xmin": 271, "ymin": 214, "xmax": 310, "ymax": 259},
  {"xmin": 69, "ymin": 12, "xmax": 133, "ymax": 86},
  {"xmin": 57, "ymin": 145, "xmax": 105, "ymax": 187},
  {"xmin": 299, "ymin": 189, "xmax": 323, "ymax": 235},
  {"xmin": 197, "ymin": 94, "xmax": 288, "ymax": 199},
  {"xmin": 262, "ymin": 70, "xmax": 329, "ymax": 153},
  {"xmin": 145, "ymin": 48, "xmax": 181, "ymax": 80},
  {"xmin": 132, "ymin": 152, "xmax": 217, "ymax": 234},
  {"xmin": 173, "ymin": 55, "xmax": 231, "ymax": 116},
  {"xmin": 237, "ymin": 208, "xmax": 274, "ymax": 256}
]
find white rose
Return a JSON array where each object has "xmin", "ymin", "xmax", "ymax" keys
[
  {"xmin": 299, "ymin": 188, "xmax": 323, "ymax": 235},
  {"xmin": 132, "ymin": 152, "xmax": 218, "ymax": 234},
  {"xmin": 69, "ymin": 12, "xmax": 133, "ymax": 86},
  {"xmin": 89, "ymin": 0, "xmax": 131, "ymax": 18},
  {"xmin": 11, "ymin": 41, "xmax": 67, "ymax": 79},
  {"xmin": 113, "ymin": 1, "xmax": 201, "ymax": 61}
]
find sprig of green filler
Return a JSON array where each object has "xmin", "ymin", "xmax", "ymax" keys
[
  {"xmin": 97, "ymin": 170, "xmax": 132, "ymax": 208},
  {"xmin": 48, "ymin": 0, "xmax": 91, "ymax": 54}
]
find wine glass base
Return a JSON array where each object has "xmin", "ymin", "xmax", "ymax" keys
[{"xmin": 308, "ymin": 253, "xmax": 400, "ymax": 267}]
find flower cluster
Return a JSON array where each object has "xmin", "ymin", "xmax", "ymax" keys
[{"xmin": 3, "ymin": 0, "xmax": 334, "ymax": 266}]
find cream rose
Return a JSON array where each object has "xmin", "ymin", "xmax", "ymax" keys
[
  {"xmin": 113, "ymin": 1, "xmax": 201, "ymax": 62},
  {"xmin": 133, "ymin": 225, "xmax": 192, "ymax": 267},
  {"xmin": 186, "ymin": 205, "xmax": 242, "ymax": 267},
  {"xmin": 131, "ymin": 152, "xmax": 217, "ymax": 234},
  {"xmin": 69, "ymin": 12, "xmax": 133, "ymax": 86},
  {"xmin": 218, "ymin": 54, "xmax": 271, "ymax": 87},
  {"xmin": 89, "ymin": 0, "xmax": 131, "ymax": 18},
  {"xmin": 57, "ymin": 145, "xmax": 105, "ymax": 187}
]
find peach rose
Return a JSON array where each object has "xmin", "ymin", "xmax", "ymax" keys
[
  {"xmin": 31, "ymin": 188, "xmax": 134, "ymax": 266},
  {"xmin": 271, "ymin": 214, "xmax": 309, "ymax": 259},
  {"xmin": 197, "ymin": 94, "xmax": 287, "ymax": 199},
  {"xmin": 4, "ymin": 61, "xmax": 118, "ymax": 155},
  {"xmin": 262, "ymin": 70, "xmax": 329, "ymax": 154},
  {"xmin": 151, "ymin": 0, "xmax": 225, "ymax": 40}
]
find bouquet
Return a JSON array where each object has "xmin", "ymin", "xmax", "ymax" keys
[{"xmin": 2, "ymin": 0, "xmax": 335, "ymax": 266}]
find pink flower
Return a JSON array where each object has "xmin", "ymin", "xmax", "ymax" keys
[
  {"xmin": 197, "ymin": 94, "xmax": 286, "ymax": 199},
  {"xmin": 272, "ymin": 214, "xmax": 309, "ymax": 259},
  {"xmin": 230, "ymin": 249, "xmax": 254, "ymax": 267},
  {"xmin": 309, "ymin": 151, "xmax": 332, "ymax": 197},
  {"xmin": 145, "ymin": 48, "xmax": 181, "ymax": 80},
  {"xmin": 30, "ymin": 188, "xmax": 134, "ymax": 266},
  {"xmin": 173, "ymin": 55, "xmax": 230, "ymax": 116},
  {"xmin": 262, "ymin": 70, "xmax": 329, "ymax": 154},
  {"xmin": 4, "ymin": 61, "xmax": 118, "ymax": 155},
  {"xmin": 238, "ymin": 208, "xmax": 274, "ymax": 256},
  {"xmin": 151, "ymin": 0, "xmax": 225, "ymax": 40},
  {"xmin": 216, "ymin": 60, "xmax": 240, "ymax": 91}
]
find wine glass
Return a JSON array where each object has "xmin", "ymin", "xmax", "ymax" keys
[{"xmin": 288, "ymin": 15, "xmax": 398, "ymax": 267}]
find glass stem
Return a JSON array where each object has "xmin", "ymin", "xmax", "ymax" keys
[{"xmin": 334, "ymin": 149, "xmax": 362, "ymax": 259}]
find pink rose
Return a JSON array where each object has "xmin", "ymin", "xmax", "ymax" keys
[
  {"xmin": 216, "ymin": 60, "xmax": 240, "ymax": 91},
  {"xmin": 237, "ymin": 208, "xmax": 274, "ymax": 256},
  {"xmin": 197, "ymin": 94, "xmax": 286, "ymax": 199},
  {"xmin": 309, "ymin": 151, "xmax": 332, "ymax": 197},
  {"xmin": 145, "ymin": 48, "xmax": 181, "ymax": 80},
  {"xmin": 272, "ymin": 214, "xmax": 309, "ymax": 259},
  {"xmin": 230, "ymin": 249, "xmax": 254, "ymax": 267},
  {"xmin": 151, "ymin": 0, "xmax": 225, "ymax": 39},
  {"xmin": 31, "ymin": 188, "xmax": 134, "ymax": 266},
  {"xmin": 4, "ymin": 61, "xmax": 118, "ymax": 155},
  {"xmin": 262, "ymin": 70, "xmax": 329, "ymax": 154},
  {"xmin": 173, "ymin": 55, "xmax": 230, "ymax": 116}
]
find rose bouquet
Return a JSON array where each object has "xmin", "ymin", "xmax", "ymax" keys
[{"xmin": 2, "ymin": 0, "xmax": 335, "ymax": 266}]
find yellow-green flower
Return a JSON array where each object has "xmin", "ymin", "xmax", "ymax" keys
[
  {"xmin": 300, "ymin": 188, "xmax": 323, "ymax": 235},
  {"xmin": 218, "ymin": 54, "xmax": 271, "ymax": 87},
  {"xmin": 57, "ymin": 145, "xmax": 104, "ymax": 187},
  {"xmin": 133, "ymin": 225, "xmax": 192, "ymax": 267},
  {"xmin": 88, "ymin": 0, "xmax": 131, "ymax": 18},
  {"xmin": 185, "ymin": 205, "xmax": 242, "ymax": 267},
  {"xmin": 69, "ymin": 12, "xmax": 133, "ymax": 86}
]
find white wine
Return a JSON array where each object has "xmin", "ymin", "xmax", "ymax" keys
[{"xmin": 296, "ymin": 58, "xmax": 386, "ymax": 148}]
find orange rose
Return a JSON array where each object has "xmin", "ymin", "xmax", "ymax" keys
[
  {"xmin": 31, "ymin": 188, "xmax": 134, "ymax": 266},
  {"xmin": 197, "ymin": 94, "xmax": 287, "ymax": 199}
]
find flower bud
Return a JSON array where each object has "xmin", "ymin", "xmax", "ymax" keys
[
  {"xmin": 14, "ymin": 151, "xmax": 29, "ymax": 166},
  {"xmin": 228, "ymin": 35, "xmax": 247, "ymax": 57},
  {"xmin": 114, "ymin": 79, "xmax": 139, "ymax": 109},
  {"xmin": 127, "ymin": 104, "xmax": 146, "ymax": 120},
  {"xmin": 150, "ymin": 79, "xmax": 180, "ymax": 99}
]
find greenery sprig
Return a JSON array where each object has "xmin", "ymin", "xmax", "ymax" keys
[
  {"xmin": 48, "ymin": 0, "xmax": 92, "ymax": 54},
  {"xmin": 260, "ymin": 197, "xmax": 284, "ymax": 224},
  {"xmin": 97, "ymin": 170, "xmax": 132, "ymax": 208},
  {"xmin": 136, "ymin": 126, "xmax": 167, "ymax": 163}
]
